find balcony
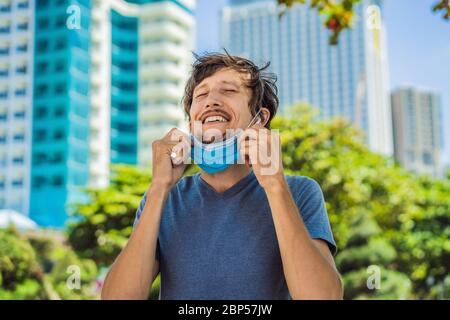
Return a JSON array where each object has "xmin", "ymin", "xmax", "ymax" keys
[
  {"xmin": 140, "ymin": 62, "xmax": 182, "ymax": 81},
  {"xmin": 139, "ymin": 83, "xmax": 181, "ymax": 101},
  {"xmin": 140, "ymin": 21, "xmax": 187, "ymax": 43},
  {"xmin": 140, "ymin": 104, "xmax": 183, "ymax": 122},
  {"xmin": 140, "ymin": 42, "xmax": 184, "ymax": 61}
]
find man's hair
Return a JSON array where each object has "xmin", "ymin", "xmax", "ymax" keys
[{"xmin": 182, "ymin": 50, "xmax": 279, "ymax": 128}]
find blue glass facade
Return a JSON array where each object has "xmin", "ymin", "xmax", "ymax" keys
[
  {"xmin": 30, "ymin": 0, "xmax": 92, "ymax": 227},
  {"xmin": 110, "ymin": 10, "xmax": 139, "ymax": 165}
]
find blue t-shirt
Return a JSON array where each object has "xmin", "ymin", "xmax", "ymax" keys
[{"xmin": 134, "ymin": 171, "xmax": 336, "ymax": 300}]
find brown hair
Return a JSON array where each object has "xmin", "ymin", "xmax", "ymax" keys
[{"xmin": 182, "ymin": 50, "xmax": 279, "ymax": 128}]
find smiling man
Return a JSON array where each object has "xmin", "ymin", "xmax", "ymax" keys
[{"xmin": 101, "ymin": 52, "xmax": 343, "ymax": 300}]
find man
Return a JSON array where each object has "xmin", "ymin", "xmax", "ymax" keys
[{"xmin": 101, "ymin": 52, "xmax": 343, "ymax": 300}]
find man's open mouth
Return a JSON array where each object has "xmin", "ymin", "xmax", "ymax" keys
[
  {"xmin": 200, "ymin": 111, "xmax": 231, "ymax": 124},
  {"xmin": 203, "ymin": 115, "xmax": 229, "ymax": 124}
]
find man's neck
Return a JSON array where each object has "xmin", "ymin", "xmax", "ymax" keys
[{"xmin": 200, "ymin": 165, "xmax": 252, "ymax": 193}]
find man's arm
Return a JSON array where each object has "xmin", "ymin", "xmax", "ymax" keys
[
  {"xmin": 101, "ymin": 128, "xmax": 189, "ymax": 300},
  {"xmin": 264, "ymin": 178, "xmax": 343, "ymax": 300},
  {"xmin": 240, "ymin": 125, "xmax": 342, "ymax": 300},
  {"xmin": 101, "ymin": 185, "xmax": 168, "ymax": 300}
]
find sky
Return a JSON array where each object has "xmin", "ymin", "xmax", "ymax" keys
[{"xmin": 195, "ymin": 0, "xmax": 450, "ymax": 167}]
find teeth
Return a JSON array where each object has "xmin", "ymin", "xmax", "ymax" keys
[{"xmin": 204, "ymin": 115, "xmax": 227, "ymax": 123}]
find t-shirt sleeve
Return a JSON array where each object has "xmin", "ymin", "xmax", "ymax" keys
[
  {"xmin": 291, "ymin": 176, "xmax": 337, "ymax": 256},
  {"xmin": 133, "ymin": 191, "xmax": 161, "ymax": 261}
]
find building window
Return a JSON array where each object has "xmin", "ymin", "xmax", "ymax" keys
[
  {"xmin": 14, "ymin": 111, "xmax": 26, "ymax": 119},
  {"xmin": 0, "ymin": 136, "xmax": 6, "ymax": 144},
  {"xmin": 54, "ymin": 61, "xmax": 65, "ymax": 73},
  {"xmin": 0, "ymin": 4, "xmax": 11, "ymax": 12},
  {"xmin": 33, "ymin": 153, "xmax": 47, "ymax": 165},
  {"xmin": 0, "ymin": 68, "xmax": 8, "ymax": 77},
  {"xmin": 16, "ymin": 65, "xmax": 27, "ymax": 74},
  {"xmin": 37, "ymin": 39, "xmax": 49, "ymax": 53},
  {"xmin": 0, "ymin": 23, "xmax": 11, "ymax": 34},
  {"xmin": 35, "ymin": 107, "xmax": 47, "ymax": 119},
  {"xmin": 38, "ymin": 18, "xmax": 49, "ymax": 29},
  {"xmin": 15, "ymin": 88, "xmax": 27, "ymax": 97},
  {"xmin": 17, "ymin": 21, "xmax": 29, "ymax": 31},
  {"xmin": 0, "ymin": 91, "xmax": 8, "ymax": 99},
  {"xmin": 37, "ymin": 62, "xmax": 48, "ymax": 74},
  {"xmin": 55, "ymin": 16, "xmax": 65, "ymax": 28},
  {"xmin": 12, "ymin": 156, "xmax": 25, "ymax": 164},
  {"xmin": 35, "ymin": 84, "xmax": 48, "ymax": 96},
  {"xmin": 54, "ymin": 107, "xmax": 65, "ymax": 118},
  {"xmin": 34, "ymin": 129, "xmax": 46, "ymax": 142},
  {"xmin": 52, "ymin": 175, "xmax": 64, "ymax": 186},
  {"xmin": 53, "ymin": 129, "xmax": 65, "ymax": 140},
  {"xmin": 50, "ymin": 152, "xmax": 64, "ymax": 164},
  {"xmin": 33, "ymin": 176, "xmax": 46, "ymax": 188},
  {"xmin": 0, "ymin": 46, "xmax": 9, "ymax": 55},
  {"xmin": 12, "ymin": 179, "xmax": 24, "ymax": 188},
  {"xmin": 55, "ymin": 38, "xmax": 66, "ymax": 50},
  {"xmin": 18, "ymin": 1, "xmax": 29, "ymax": 9},
  {"xmin": 37, "ymin": 0, "xmax": 49, "ymax": 7},
  {"xmin": 54, "ymin": 82, "xmax": 66, "ymax": 95},
  {"xmin": 0, "ymin": 113, "xmax": 7, "ymax": 121},
  {"xmin": 13, "ymin": 133, "xmax": 25, "ymax": 141},
  {"xmin": 16, "ymin": 44, "xmax": 27, "ymax": 53}
]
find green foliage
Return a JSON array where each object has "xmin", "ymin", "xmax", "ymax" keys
[
  {"xmin": 0, "ymin": 228, "xmax": 47, "ymax": 299},
  {"xmin": 67, "ymin": 165, "xmax": 152, "ymax": 266},
  {"xmin": 0, "ymin": 228, "xmax": 99, "ymax": 300},
  {"xmin": 47, "ymin": 248, "xmax": 98, "ymax": 300},
  {"xmin": 272, "ymin": 104, "xmax": 449, "ymax": 299}
]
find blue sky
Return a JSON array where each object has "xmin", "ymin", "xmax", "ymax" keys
[{"xmin": 195, "ymin": 0, "xmax": 450, "ymax": 167}]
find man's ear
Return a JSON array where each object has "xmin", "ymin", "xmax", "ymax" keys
[{"xmin": 259, "ymin": 107, "xmax": 271, "ymax": 127}]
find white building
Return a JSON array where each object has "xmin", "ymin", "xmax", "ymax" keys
[
  {"xmin": 0, "ymin": 0, "xmax": 34, "ymax": 215},
  {"xmin": 221, "ymin": 0, "xmax": 393, "ymax": 156},
  {"xmin": 88, "ymin": 0, "xmax": 195, "ymax": 189},
  {"xmin": 391, "ymin": 87, "xmax": 443, "ymax": 178}
]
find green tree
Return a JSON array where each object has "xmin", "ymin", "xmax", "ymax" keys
[
  {"xmin": 67, "ymin": 165, "xmax": 152, "ymax": 267},
  {"xmin": 0, "ymin": 228, "xmax": 47, "ymax": 299},
  {"xmin": 273, "ymin": 104, "xmax": 449, "ymax": 299}
]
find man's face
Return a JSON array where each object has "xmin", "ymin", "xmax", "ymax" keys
[{"xmin": 189, "ymin": 68, "xmax": 254, "ymax": 142}]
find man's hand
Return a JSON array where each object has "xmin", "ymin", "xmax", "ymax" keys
[
  {"xmin": 151, "ymin": 128, "xmax": 190, "ymax": 190},
  {"xmin": 238, "ymin": 124, "xmax": 285, "ymax": 190}
]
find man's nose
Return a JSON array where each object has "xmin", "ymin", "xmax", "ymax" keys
[{"xmin": 204, "ymin": 90, "xmax": 223, "ymax": 109}]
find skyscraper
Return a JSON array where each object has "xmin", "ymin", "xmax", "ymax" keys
[
  {"xmin": 391, "ymin": 87, "xmax": 443, "ymax": 178},
  {"xmin": 0, "ymin": 0, "xmax": 34, "ymax": 216},
  {"xmin": 221, "ymin": 0, "xmax": 393, "ymax": 156},
  {"xmin": 0, "ymin": 0, "xmax": 195, "ymax": 227},
  {"xmin": 30, "ymin": 0, "xmax": 94, "ymax": 227}
]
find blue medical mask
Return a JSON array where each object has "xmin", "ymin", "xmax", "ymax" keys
[{"xmin": 191, "ymin": 109, "xmax": 262, "ymax": 174}]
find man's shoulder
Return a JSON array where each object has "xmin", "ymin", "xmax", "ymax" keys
[
  {"xmin": 172, "ymin": 173, "xmax": 200, "ymax": 192},
  {"xmin": 286, "ymin": 174, "xmax": 320, "ymax": 190}
]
